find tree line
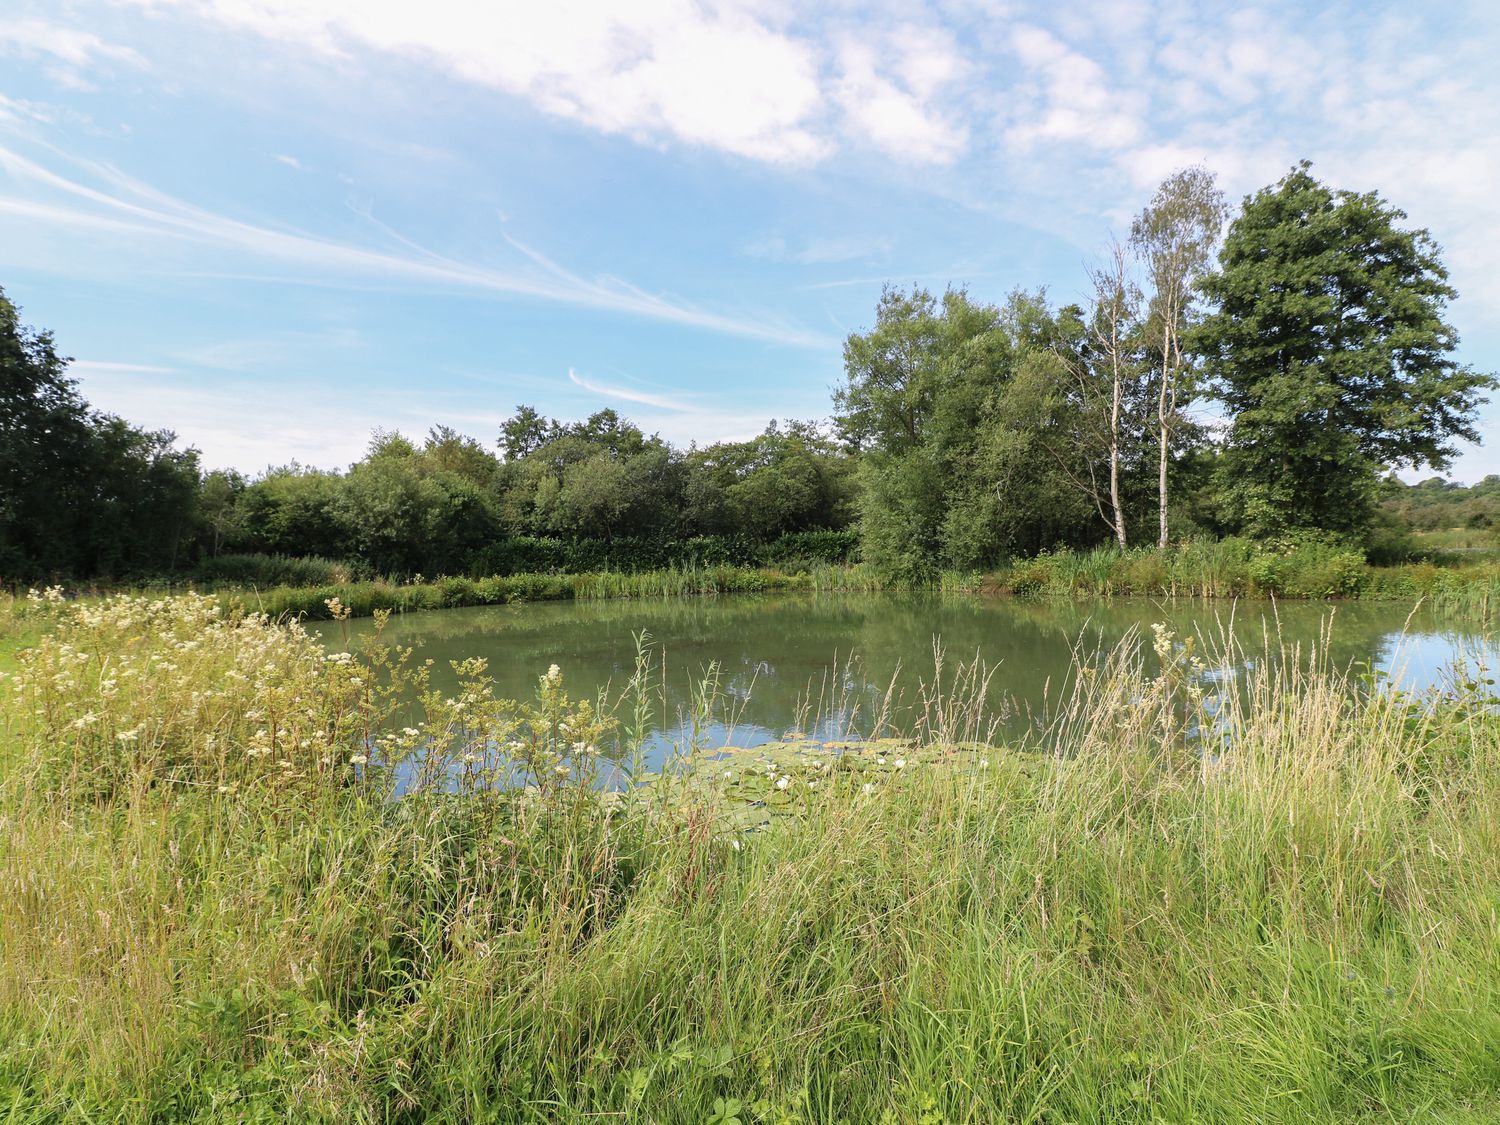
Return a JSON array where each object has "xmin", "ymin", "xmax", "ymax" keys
[{"xmin": 1, "ymin": 162, "xmax": 1492, "ymax": 584}]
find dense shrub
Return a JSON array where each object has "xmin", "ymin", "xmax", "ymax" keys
[
  {"xmin": 194, "ymin": 553, "xmax": 356, "ymax": 587},
  {"xmin": 464, "ymin": 531, "xmax": 857, "ymax": 577}
]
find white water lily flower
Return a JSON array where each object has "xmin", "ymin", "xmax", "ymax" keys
[
  {"xmin": 776, "ymin": 776, "xmax": 790, "ymax": 790},
  {"xmin": 979, "ymin": 758, "xmax": 990, "ymax": 768},
  {"xmin": 894, "ymin": 758, "xmax": 906, "ymax": 768},
  {"xmin": 876, "ymin": 757, "xmax": 887, "ymax": 765},
  {"xmin": 730, "ymin": 838, "xmax": 742, "ymax": 851}
]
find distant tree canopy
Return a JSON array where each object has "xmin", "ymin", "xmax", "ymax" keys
[
  {"xmin": 0, "ymin": 164, "xmax": 1492, "ymax": 583},
  {"xmin": 195, "ymin": 407, "xmax": 858, "ymax": 578}
]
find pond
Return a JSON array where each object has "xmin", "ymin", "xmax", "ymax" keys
[{"xmin": 312, "ymin": 593, "xmax": 1498, "ymax": 776}]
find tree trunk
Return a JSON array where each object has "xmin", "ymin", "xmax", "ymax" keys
[
  {"xmin": 1157, "ymin": 319, "xmax": 1174, "ymax": 550},
  {"xmin": 1111, "ymin": 373, "xmax": 1126, "ymax": 550}
]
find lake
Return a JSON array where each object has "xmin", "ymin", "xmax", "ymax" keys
[{"xmin": 312, "ymin": 593, "xmax": 1498, "ymax": 775}]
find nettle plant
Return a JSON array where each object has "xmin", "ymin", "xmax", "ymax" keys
[{"xmin": 3, "ymin": 589, "xmax": 613, "ymax": 805}]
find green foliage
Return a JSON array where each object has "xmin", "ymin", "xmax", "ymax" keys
[
  {"xmin": 837, "ymin": 286, "xmax": 1123, "ymax": 578},
  {"xmin": 0, "ymin": 287, "xmax": 202, "ymax": 581},
  {"xmin": 1197, "ymin": 162, "xmax": 1496, "ymax": 539},
  {"xmin": 195, "ymin": 553, "xmax": 356, "ymax": 587},
  {"xmin": 984, "ymin": 538, "xmax": 1500, "ymax": 608},
  {"xmin": 465, "ymin": 530, "xmax": 858, "ymax": 577},
  {"xmin": 4, "ymin": 595, "xmax": 1500, "ymax": 1121},
  {"xmin": 1378, "ymin": 474, "xmax": 1500, "ymax": 559}
]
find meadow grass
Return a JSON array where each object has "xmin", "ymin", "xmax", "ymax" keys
[{"xmin": 2, "ymin": 592, "xmax": 1499, "ymax": 1122}]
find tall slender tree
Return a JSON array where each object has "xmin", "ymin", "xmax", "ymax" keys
[{"xmin": 1131, "ymin": 167, "xmax": 1228, "ymax": 547}]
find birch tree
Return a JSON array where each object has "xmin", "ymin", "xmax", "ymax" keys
[{"xmin": 1130, "ymin": 167, "xmax": 1227, "ymax": 547}]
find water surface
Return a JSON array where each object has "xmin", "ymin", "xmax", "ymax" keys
[{"xmin": 313, "ymin": 594, "xmax": 1497, "ymax": 772}]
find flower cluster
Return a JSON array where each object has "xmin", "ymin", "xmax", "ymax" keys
[{"xmin": 9, "ymin": 593, "xmax": 384, "ymax": 798}]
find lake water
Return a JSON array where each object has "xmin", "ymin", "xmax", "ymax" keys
[{"xmin": 313, "ymin": 594, "xmax": 1498, "ymax": 774}]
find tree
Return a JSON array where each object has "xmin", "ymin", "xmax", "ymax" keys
[
  {"xmin": 1043, "ymin": 243, "xmax": 1147, "ymax": 549},
  {"xmin": 1131, "ymin": 166, "xmax": 1228, "ymax": 547},
  {"xmin": 498, "ymin": 405, "xmax": 560, "ymax": 462},
  {"xmin": 0, "ymin": 287, "xmax": 90, "ymax": 578},
  {"xmin": 1196, "ymin": 162, "xmax": 1495, "ymax": 538},
  {"xmin": 198, "ymin": 469, "xmax": 249, "ymax": 556},
  {"xmin": 0, "ymin": 286, "xmax": 201, "ymax": 579},
  {"xmin": 835, "ymin": 286, "xmax": 1096, "ymax": 577}
]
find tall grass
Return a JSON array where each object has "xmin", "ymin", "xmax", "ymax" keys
[{"xmin": 2, "ymin": 591, "xmax": 1499, "ymax": 1121}]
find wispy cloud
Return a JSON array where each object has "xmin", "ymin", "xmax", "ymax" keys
[
  {"xmin": 0, "ymin": 143, "xmax": 830, "ymax": 347},
  {"xmin": 68, "ymin": 359, "xmax": 177, "ymax": 377},
  {"xmin": 567, "ymin": 368, "xmax": 693, "ymax": 413},
  {"xmin": 742, "ymin": 232, "xmax": 894, "ymax": 265},
  {"xmin": 0, "ymin": 18, "xmax": 145, "ymax": 69}
]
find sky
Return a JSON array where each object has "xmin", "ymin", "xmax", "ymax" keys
[{"xmin": 1, "ymin": 0, "xmax": 1497, "ymax": 480}]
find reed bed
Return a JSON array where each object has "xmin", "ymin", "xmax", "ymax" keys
[{"xmin": 1, "ymin": 591, "xmax": 1498, "ymax": 1122}]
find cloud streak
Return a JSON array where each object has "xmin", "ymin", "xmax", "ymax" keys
[
  {"xmin": 0, "ymin": 143, "xmax": 830, "ymax": 347},
  {"xmin": 567, "ymin": 367, "xmax": 695, "ymax": 413}
]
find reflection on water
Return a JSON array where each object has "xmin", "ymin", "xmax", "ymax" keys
[{"xmin": 311, "ymin": 594, "xmax": 1498, "ymax": 773}]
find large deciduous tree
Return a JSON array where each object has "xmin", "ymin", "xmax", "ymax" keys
[
  {"xmin": 1131, "ymin": 166, "xmax": 1228, "ymax": 547},
  {"xmin": 1196, "ymin": 162, "xmax": 1494, "ymax": 538}
]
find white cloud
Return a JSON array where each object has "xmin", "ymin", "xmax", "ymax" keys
[
  {"xmin": 1003, "ymin": 24, "xmax": 1141, "ymax": 152},
  {"xmin": 117, "ymin": 0, "xmax": 977, "ymax": 166},
  {"xmin": 122, "ymin": 0, "xmax": 831, "ymax": 163},
  {"xmin": 832, "ymin": 26, "xmax": 968, "ymax": 163}
]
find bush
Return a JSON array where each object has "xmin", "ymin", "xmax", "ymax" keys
[
  {"xmin": 194, "ymin": 553, "xmax": 355, "ymax": 587},
  {"xmin": 464, "ymin": 531, "xmax": 857, "ymax": 577}
]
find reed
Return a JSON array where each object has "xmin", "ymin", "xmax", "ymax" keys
[{"xmin": 3, "ymin": 592, "xmax": 1498, "ymax": 1122}]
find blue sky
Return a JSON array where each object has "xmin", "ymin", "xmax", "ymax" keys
[{"xmin": 2, "ymin": 0, "xmax": 1497, "ymax": 479}]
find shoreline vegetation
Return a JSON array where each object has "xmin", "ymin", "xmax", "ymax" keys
[
  {"xmin": 2, "ymin": 593, "xmax": 1498, "ymax": 1121},
  {"xmin": 25, "ymin": 538, "xmax": 1498, "ymax": 624}
]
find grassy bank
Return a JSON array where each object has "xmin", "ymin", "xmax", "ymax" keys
[
  {"xmin": 198, "ymin": 544, "xmax": 1500, "ymax": 622},
  {"xmin": 210, "ymin": 563, "xmax": 876, "ymax": 620},
  {"xmin": 2, "ymin": 593, "xmax": 1499, "ymax": 1122}
]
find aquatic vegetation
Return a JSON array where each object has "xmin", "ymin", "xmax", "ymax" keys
[{"xmin": 1, "ymin": 593, "xmax": 1499, "ymax": 1122}]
